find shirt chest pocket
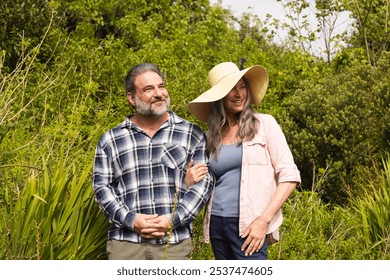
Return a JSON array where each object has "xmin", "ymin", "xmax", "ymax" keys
[
  {"xmin": 160, "ymin": 143, "xmax": 187, "ymax": 169},
  {"xmin": 246, "ymin": 137, "xmax": 269, "ymax": 165}
]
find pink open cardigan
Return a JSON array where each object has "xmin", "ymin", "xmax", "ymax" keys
[{"xmin": 203, "ymin": 113, "xmax": 301, "ymax": 244}]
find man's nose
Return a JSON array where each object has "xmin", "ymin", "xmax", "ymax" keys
[{"xmin": 153, "ymin": 87, "xmax": 163, "ymax": 98}]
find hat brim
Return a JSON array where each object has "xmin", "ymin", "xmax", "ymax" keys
[{"xmin": 188, "ymin": 65, "xmax": 268, "ymax": 122}]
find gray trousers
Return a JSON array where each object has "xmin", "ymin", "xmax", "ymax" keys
[{"xmin": 106, "ymin": 238, "xmax": 192, "ymax": 260}]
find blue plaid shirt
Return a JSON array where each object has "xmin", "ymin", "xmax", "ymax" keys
[{"xmin": 92, "ymin": 111, "xmax": 213, "ymax": 244}]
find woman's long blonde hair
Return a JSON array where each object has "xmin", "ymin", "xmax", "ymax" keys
[{"xmin": 206, "ymin": 79, "xmax": 259, "ymax": 159}]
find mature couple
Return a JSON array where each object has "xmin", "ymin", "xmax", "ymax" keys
[{"xmin": 92, "ymin": 62, "xmax": 301, "ymax": 260}]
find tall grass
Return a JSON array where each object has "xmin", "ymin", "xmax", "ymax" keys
[
  {"xmin": 353, "ymin": 156, "xmax": 390, "ymax": 258},
  {"xmin": 268, "ymin": 155, "xmax": 390, "ymax": 260},
  {"xmin": 0, "ymin": 158, "xmax": 108, "ymax": 259},
  {"xmin": 268, "ymin": 191, "xmax": 364, "ymax": 259}
]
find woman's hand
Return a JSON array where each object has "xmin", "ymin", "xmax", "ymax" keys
[
  {"xmin": 240, "ymin": 181, "xmax": 297, "ymax": 255},
  {"xmin": 240, "ymin": 217, "xmax": 268, "ymax": 256},
  {"xmin": 185, "ymin": 159, "xmax": 208, "ymax": 189}
]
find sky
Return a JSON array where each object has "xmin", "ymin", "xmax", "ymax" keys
[
  {"xmin": 210, "ymin": 0, "xmax": 286, "ymax": 19},
  {"xmin": 209, "ymin": 0, "xmax": 353, "ymax": 57},
  {"xmin": 210, "ymin": 0, "xmax": 288, "ymax": 45}
]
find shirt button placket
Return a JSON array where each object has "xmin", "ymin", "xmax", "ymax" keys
[{"xmin": 149, "ymin": 140, "xmax": 155, "ymax": 208}]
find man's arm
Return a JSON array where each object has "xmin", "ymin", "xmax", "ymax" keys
[
  {"xmin": 92, "ymin": 141, "xmax": 137, "ymax": 230},
  {"xmin": 169, "ymin": 136, "xmax": 214, "ymax": 230}
]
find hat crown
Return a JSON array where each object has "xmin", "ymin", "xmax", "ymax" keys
[
  {"xmin": 189, "ymin": 61, "xmax": 268, "ymax": 122},
  {"xmin": 208, "ymin": 62, "xmax": 240, "ymax": 87}
]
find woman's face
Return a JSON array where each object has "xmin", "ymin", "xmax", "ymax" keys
[{"xmin": 222, "ymin": 78, "xmax": 248, "ymax": 115}]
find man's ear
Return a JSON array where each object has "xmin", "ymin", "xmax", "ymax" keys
[{"xmin": 127, "ymin": 92, "xmax": 135, "ymax": 106}]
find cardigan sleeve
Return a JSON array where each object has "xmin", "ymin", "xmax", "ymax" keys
[{"xmin": 262, "ymin": 114, "xmax": 301, "ymax": 184}]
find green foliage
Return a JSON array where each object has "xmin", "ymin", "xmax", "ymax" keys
[
  {"xmin": 189, "ymin": 209, "xmax": 214, "ymax": 260},
  {"xmin": 0, "ymin": 0, "xmax": 52, "ymax": 70},
  {"xmin": 352, "ymin": 156, "xmax": 390, "ymax": 257},
  {"xmin": 268, "ymin": 190, "xmax": 389, "ymax": 259},
  {"xmin": 269, "ymin": 191, "xmax": 364, "ymax": 259},
  {"xmin": 0, "ymin": 158, "xmax": 108, "ymax": 259},
  {"xmin": 343, "ymin": 0, "xmax": 390, "ymax": 66},
  {"xmin": 282, "ymin": 60, "xmax": 390, "ymax": 203},
  {"xmin": 1, "ymin": 0, "xmax": 389, "ymax": 260}
]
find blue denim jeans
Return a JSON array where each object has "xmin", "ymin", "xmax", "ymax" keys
[{"xmin": 210, "ymin": 215, "xmax": 268, "ymax": 260}]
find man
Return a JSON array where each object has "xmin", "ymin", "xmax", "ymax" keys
[{"xmin": 92, "ymin": 63, "xmax": 213, "ymax": 260}]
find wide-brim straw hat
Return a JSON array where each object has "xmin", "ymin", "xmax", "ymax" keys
[{"xmin": 188, "ymin": 62, "xmax": 269, "ymax": 122}]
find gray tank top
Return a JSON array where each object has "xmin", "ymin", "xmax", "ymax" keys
[{"xmin": 209, "ymin": 143, "xmax": 242, "ymax": 217}]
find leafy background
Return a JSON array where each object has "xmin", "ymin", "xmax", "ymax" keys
[{"xmin": 0, "ymin": 0, "xmax": 389, "ymax": 259}]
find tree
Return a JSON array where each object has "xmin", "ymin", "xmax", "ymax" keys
[
  {"xmin": 315, "ymin": 0, "xmax": 350, "ymax": 64},
  {"xmin": 0, "ymin": 0, "xmax": 52, "ymax": 70},
  {"xmin": 343, "ymin": 0, "xmax": 390, "ymax": 66},
  {"xmin": 276, "ymin": 0, "xmax": 351, "ymax": 62}
]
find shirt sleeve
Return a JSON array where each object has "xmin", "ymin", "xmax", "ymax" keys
[
  {"xmin": 170, "ymin": 135, "xmax": 214, "ymax": 230},
  {"xmin": 92, "ymin": 140, "xmax": 136, "ymax": 230}
]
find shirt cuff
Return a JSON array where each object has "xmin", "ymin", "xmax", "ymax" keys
[{"xmin": 124, "ymin": 212, "xmax": 136, "ymax": 230}]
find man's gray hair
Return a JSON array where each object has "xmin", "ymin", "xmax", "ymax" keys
[{"xmin": 124, "ymin": 63, "xmax": 165, "ymax": 96}]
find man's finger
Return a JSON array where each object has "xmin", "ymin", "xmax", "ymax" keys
[
  {"xmin": 141, "ymin": 232, "xmax": 165, "ymax": 239},
  {"xmin": 143, "ymin": 214, "xmax": 159, "ymax": 220}
]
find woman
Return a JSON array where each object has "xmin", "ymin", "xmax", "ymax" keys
[{"xmin": 186, "ymin": 62, "xmax": 301, "ymax": 260}]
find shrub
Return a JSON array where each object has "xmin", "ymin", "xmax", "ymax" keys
[
  {"xmin": 352, "ymin": 156, "xmax": 390, "ymax": 259},
  {"xmin": 282, "ymin": 62, "xmax": 390, "ymax": 203},
  {"xmin": 0, "ymin": 158, "xmax": 108, "ymax": 259}
]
